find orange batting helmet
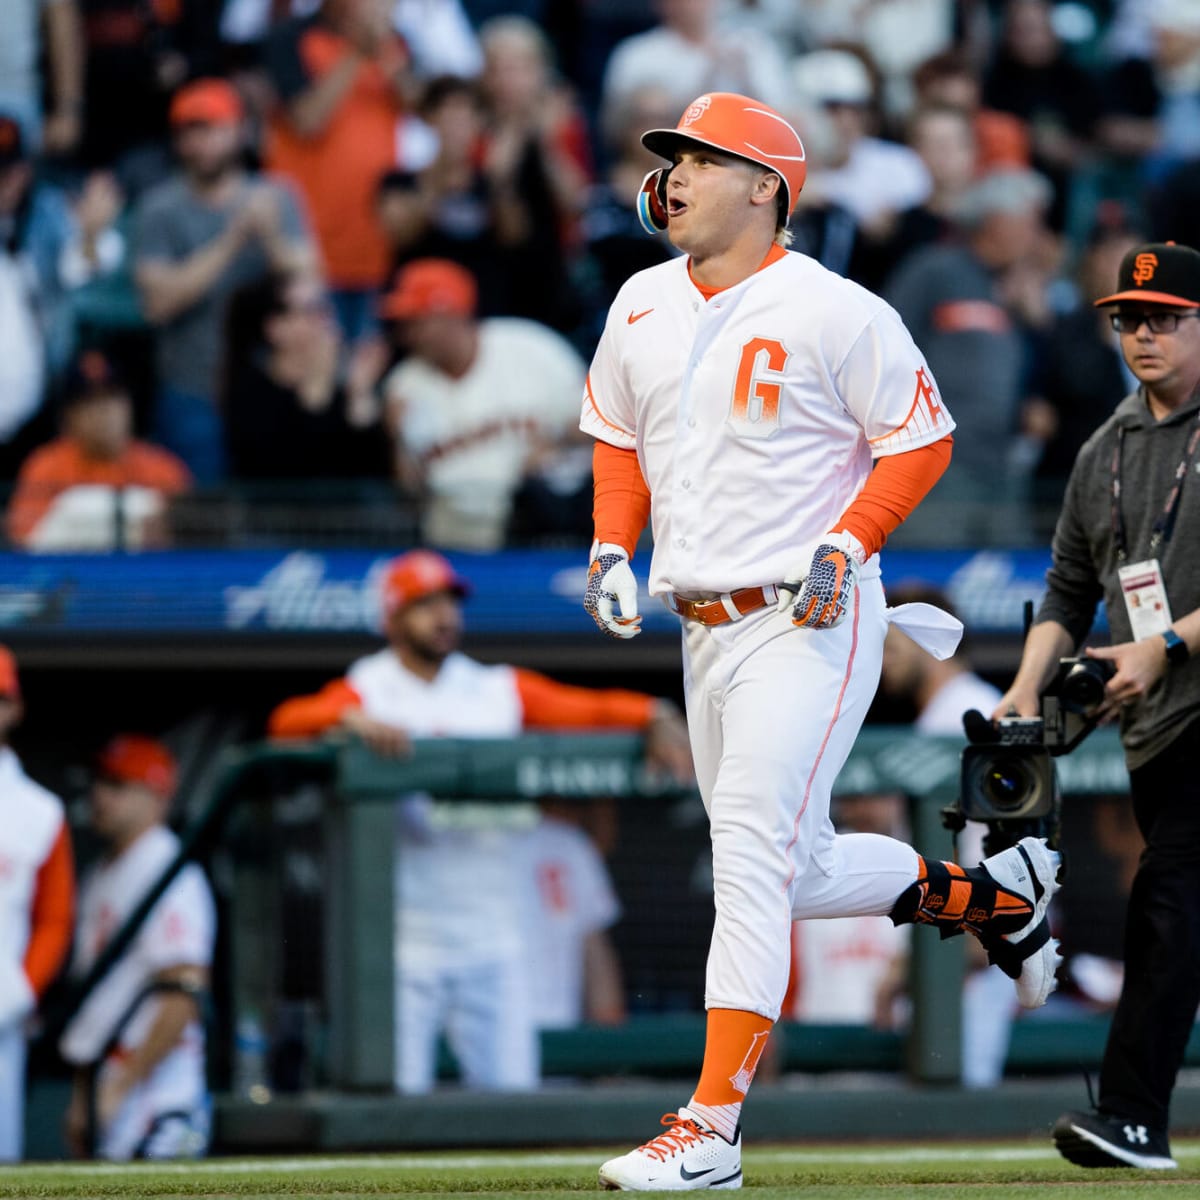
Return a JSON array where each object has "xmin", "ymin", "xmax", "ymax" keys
[{"xmin": 637, "ymin": 92, "xmax": 807, "ymax": 235}]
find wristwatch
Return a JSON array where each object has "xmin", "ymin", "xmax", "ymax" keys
[{"xmin": 1162, "ymin": 629, "xmax": 1189, "ymax": 667}]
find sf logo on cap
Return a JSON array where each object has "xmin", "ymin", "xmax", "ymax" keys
[
  {"xmin": 682, "ymin": 95, "xmax": 712, "ymax": 126},
  {"xmin": 1133, "ymin": 252, "xmax": 1158, "ymax": 285}
]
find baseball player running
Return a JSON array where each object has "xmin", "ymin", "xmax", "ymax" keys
[{"xmin": 580, "ymin": 92, "xmax": 1064, "ymax": 1191}]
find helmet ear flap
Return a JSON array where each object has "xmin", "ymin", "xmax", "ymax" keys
[{"xmin": 636, "ymin": 167, "xmax": 669, "ymax": 234}]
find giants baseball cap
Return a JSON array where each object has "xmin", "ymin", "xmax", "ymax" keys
[
  {"xmin": 641, "ymin": 92, "xmax": 807, "ymax": 215},
  {"xmin": 381, "ymin": 550, "xmax": 471, "ymax": 616},
  {"xmin": 379, "ymin": 259, "xmax": 478, "ymax": 321},
  {"xmin": 96, "ymin": 735, "xmax": 178, "ymax": 798},
  {"xmin": 170, "ymin": 78, "xmax": 243, "ymax": 128},
  {"xmin": 1094, "ymin": 241, "xmax": 1200, "ymax": 308},
  {"xmin": 0, "ymin": 646, "xmax": 20, "ymax": 700}
]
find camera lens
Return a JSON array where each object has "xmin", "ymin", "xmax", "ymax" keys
[
  {"xmin": 1060, "ymin": 660, "xmax": 1109, "ymax": 713},
  {"xmin": 982, "ymin": 753, "xmax": 1037, "ymax": 813}
]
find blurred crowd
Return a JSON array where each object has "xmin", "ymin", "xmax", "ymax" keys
[{"xmin": 1, "ymin": 0, "xmax": 1198, "ymax": 551}]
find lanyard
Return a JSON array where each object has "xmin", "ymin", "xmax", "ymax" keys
[{"xmin": 1110, "ymin": 412, "xmax": 1200, "ymax": 563}]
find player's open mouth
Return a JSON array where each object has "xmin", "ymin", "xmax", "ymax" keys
[{"xmin": 668, "ymin": 198, "xmax": 688, "ymax": 218}]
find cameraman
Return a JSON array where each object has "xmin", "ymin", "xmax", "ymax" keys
[{"xmin": 996, "ymin": 242, "xmax": 1200, "ymax": 1171}]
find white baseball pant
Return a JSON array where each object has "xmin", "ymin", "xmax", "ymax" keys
[
  {"xmin": 0, "ymin": 1023, "xmax": 24, "ymax": 1160},
  {"xmin": 682, "ymin": 573, "xmax": 921, "ymax": 1021},
  {"xmin": 395, "ymin": 954, "xmax": 538, "ymax": 1093}
]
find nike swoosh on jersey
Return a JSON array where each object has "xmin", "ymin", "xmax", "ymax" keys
[
  {"xmin": 627, "ymin": 308, "xmax": 654, "ymax": 324},
  {"xmin": 679, "ymin": 1165, "xmax": 716, "ymax": 1181}
]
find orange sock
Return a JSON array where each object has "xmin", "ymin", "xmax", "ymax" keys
[{"xmin": 688, "ymin": 1008, "xmax": 773, "ymax": 1141}]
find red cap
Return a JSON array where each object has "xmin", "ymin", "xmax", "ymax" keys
[
  {"xmin": 170, "ymin": 78, "xmax": 243, "ymax": 128},
  {"xmin": 97, "ymin": 735, "xmax": 178, "ymax": 797},
  {"xmin": 0, "ymin": 646, "xmax": 19, "ymax": 700},
  {"xmin": 379, "ymin": 259, "xmax": 477, "ymax": 321},
  {"xmin": 381, "ymin": 550, "xmax": 470, "ymax": 616}
]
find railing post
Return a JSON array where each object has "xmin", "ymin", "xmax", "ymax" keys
[
  {"xmin": 906, "ymin": 786, "xmax": 964, "ymax": 1084},
  {"xmin": 324, "ymin": 779, "xmax": 396, "ymax": 1089}
]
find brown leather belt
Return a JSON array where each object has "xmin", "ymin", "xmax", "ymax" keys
[{"xmin": 669, "ymin": 585, "xmax": 779, "ymax": 626}]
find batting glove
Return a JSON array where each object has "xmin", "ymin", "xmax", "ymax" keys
[
  {"xmin": 585, "ymin": 543, "xmax": 642, "ymax": 639},
  {"xmin": 777, "ymin": 532, "xmax": 864, "ymax": 630}
]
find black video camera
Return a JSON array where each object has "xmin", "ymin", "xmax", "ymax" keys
[{"xmin": 944, "ymin": 655, "xmax": 1114, "ymax": 856}]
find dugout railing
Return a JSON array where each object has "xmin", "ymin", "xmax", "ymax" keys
[
  {"xmin": 35, "ymin": 725, "xmax": 1200, "ymax": 1155},
  {"xmin": 54, "ymin": 726, "xmax": 1137, "ymax": 1087},
  {"xmin": 35, "ymin": 720, "xmax": 1200, "ymax": 1152}
]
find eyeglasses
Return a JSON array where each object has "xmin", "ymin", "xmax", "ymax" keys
[{"xmin": 1110, "ymin": 310, "xmax": 1200, "ymax": 334}]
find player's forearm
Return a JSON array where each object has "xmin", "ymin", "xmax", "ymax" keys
[
  {"xmin": 268, "ymin": 679, "xmax": 362, "ymax": 738},
  {"xmin": 833, "ymin": 435, "xmax": 953, "ymax": 558},
  {"xmin": 24, "ymin": 821, "xmax": 75, "ymax": 997},
  {"xmin": 122, "ymin": 987, "xmax": 203, "ymax": 1085},
  {"xmin": 591, "ymin": 441, "xmax": 650, "ymax": 559},
  {"xmin": 514, "ymin": 667, "xmax": 655, "ymax": 728},
  {"xmin": 582, "ymin": 930, "xmax": 626, "ymax": 1025}
]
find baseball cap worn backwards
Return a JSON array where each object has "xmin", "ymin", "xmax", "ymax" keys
[
  {"xmin": 97, "ymin": 735, "xmax": 178, "ymax": 797},
  {"xmin": 379, "ymin": 259, "xmax": 478, "ymax": 321},
  {"xmin": 1094, "ymin": 242, "xmax": 1200, "ymax": 309},
  {"xmin": 170, "ymin": 78, "xmax": 243, "ymax": 128},
  {"xmin": 381, "ymin": 550, "xmax": 471, "ymax": 616}
]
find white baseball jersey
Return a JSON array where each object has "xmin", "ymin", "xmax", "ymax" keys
[
  {"xmin": 0, "ymin": 746, "xmax": 68, "ymax": 1161},
  {"xmin": 580, "ymin": 250, "xmax": 955, "ymax": 595},
  {"xmin": 60, "ymin": 825, "xmax": 215, "ymax": 1159},
  {"xmin": 346, "ymin": 647, "xmax": 540, "ymax": 1093},
  {"xmin": 519, "ymin": 815, "xmax": 621, "ymax": 1030},
  {"xmin": 788, "ymin": 916, "xmax": 909, "ymax": 1024},
  {"xmin": 348, "ymin": 648, "xmax": 533, "ymax": 965},
  {"xmin": 916, "ymin": 672, "xmax": 1003, "ymax": 738},
  {"xmin": 386, "ymin": 317, "xmax": 585, "ymax": 525}
]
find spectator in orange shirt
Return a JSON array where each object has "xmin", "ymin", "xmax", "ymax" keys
[
  {"xmin": 265, "ymin": 0, "xmax": 428, "ymax": 339},
  {"xmin": 6, "ymin": 350, "xmax": 192, "ymax": 551}
]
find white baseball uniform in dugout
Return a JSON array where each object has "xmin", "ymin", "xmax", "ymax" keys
[{"xmin": 60, "ymin": 826, "xmax": 215, "ymax": 1160}]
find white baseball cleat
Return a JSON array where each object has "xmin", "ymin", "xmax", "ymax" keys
[
  {"xmin": 978, "ymin": 836, "xmax": 1064, "ymax": 1008},
  {"xmin": 599, "ymin": 1108, "xmax": 742, "ymax": 1191}
]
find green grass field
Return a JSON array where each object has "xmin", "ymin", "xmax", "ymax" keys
[{"xmin": 3, "ymin": 1143, "xmax": 1200, "ymax": 1200}]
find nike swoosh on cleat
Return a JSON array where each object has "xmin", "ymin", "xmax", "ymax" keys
[
  {"xmin": 679, "ymin": 1165, "xmax": 716, "ymax": 1181},
  {"xmin": 627, "ymin": 308, "xmax": 654, "ymax": 324}
]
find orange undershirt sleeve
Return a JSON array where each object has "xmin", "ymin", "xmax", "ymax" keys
[
  {"xmin": 514, "ymin": 667, "xmax": 656, "ymax": 729},
  {"xmin": 267, "ymin": 678, "xmax": 364, "ymax": 739},
  {"xmin": 591, "ymin": 441, "xmax": 651, "ymax": 560},
  {"xmin": 24, "ymin": 820, "xmax": 75, "ymax": 998},
  {"xmin": 833, "ymin": 435, "xmax": 953, "ymax": 558}
]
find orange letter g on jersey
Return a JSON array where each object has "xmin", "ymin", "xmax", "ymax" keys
[{"xmin": 729, "ymin": 337, "xmax": 788, "ymax": 439}]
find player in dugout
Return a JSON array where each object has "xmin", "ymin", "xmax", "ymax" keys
[
  {"xmin": 268, "ymin": 548, "xmax": 692, "ymax": 1094},
  {"xmin": 61, "ymin": 736, "xmax": 215, "ymax": 1161},
  {"xmin": 580, "ymin": 91, "xmax": 1065, "ymax": 1190},
  {"xmin": 0, "ymin": 645, "xmax": 74, "ymax": 1162}
]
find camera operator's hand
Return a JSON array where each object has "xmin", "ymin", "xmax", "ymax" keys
[
  {"xmin": 1086, "ymin": 640, "xmax": 1168, "ymax": 719},
  {"xmin": 991, "ymin": 687, "xmax": 1040, "ymax": 722}
]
